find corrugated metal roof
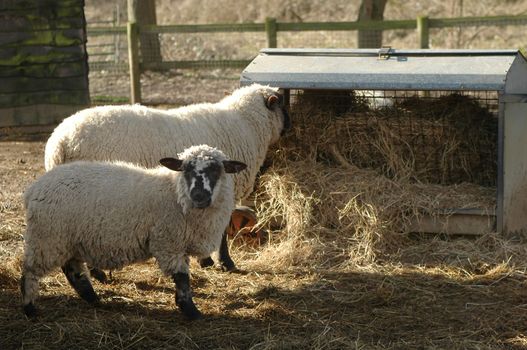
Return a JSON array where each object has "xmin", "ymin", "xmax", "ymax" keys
[{"xmin": 240, "ymin": 49, "xmax": 527, "ymax": 93}]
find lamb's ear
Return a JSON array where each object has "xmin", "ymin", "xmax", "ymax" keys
[
  {"xmin": 160, "ymin": 157, "xmax": 184, "ymax": 171},
  {"xmin": 265, "ymin": 94, "xmax": 280, "ymax": 110},
  {"xmin": 223, "ymin": 160, "xmax": 247, "ymax": 174}
]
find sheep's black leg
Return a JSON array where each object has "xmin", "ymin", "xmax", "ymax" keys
[
  {"xmin": 62, "ymin": 260, "xmax": 100, "ymax": 304},
  {"xmin": 89, "ymin": 266, "xmax": 109, "ymax": 284},
  {"xmin": 198, "ymin": 231, "xmax": 236, "ymax": 271},
  {"xmin": 218, "ymin": 231, "xmax": 236, "ymax": 272},
  {"xmin": 173, "ymin": 272, "xmax": 202, "ymax": 320}
]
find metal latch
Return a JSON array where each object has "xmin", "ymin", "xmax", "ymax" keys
[{"xmin": 378, "ymin": 46, "xmax": 392, "ymax": 60}]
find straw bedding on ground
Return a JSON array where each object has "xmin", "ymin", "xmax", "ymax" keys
[{"xmin": 1, "ymin": 92, "xmax": 527, "ymax": 349}]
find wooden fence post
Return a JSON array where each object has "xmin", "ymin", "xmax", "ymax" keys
[
  {"xmin": 417, "ymin": 16, "xmax": 430, "ymax": 49},
  {"xmin": 265, "ymin": 17, "xmax": 277, "ymax": 48},
  {"xmin": 127, "ymin": 21, "xmax": 141, "ymax": 103}
]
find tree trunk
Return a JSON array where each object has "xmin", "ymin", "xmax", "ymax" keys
[{"xmin": 357, "ymin": 0, "xmax": 387, "ymax": 48}]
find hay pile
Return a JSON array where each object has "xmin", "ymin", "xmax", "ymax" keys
[
  {"xmin": 249, "ymin": 91, "xmax": 498, "ymax": 268},
  {"xmin": 281, "ymin": 91, "xmax": 498, "ymax": 185}
]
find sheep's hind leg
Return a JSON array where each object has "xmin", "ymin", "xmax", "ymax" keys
[
  {"xmin": 62, "ymin": 259, "xmax": 100, "ymax": 304},
  {"xmin": 199, "ymin": 230, "xmax": 237, "ymax": 272},
  {"xmin": 173, "ymin": 272, "xmax": 202, "ymax": 320},
  {"xmin": 218, "ymin": 230, "xmax": 237, "ymax": 272},
  {"xmin": 89, "ymin": 266, "xmax": 109, "ymax": 284},
  {"xmin": 198, "ymin": 256, "xmax": 214, "ymax": 268}
]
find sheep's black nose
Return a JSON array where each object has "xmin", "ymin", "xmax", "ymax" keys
[{"xmin": 191, "ymin": 189, "xmax": 211, "ymax": 208}]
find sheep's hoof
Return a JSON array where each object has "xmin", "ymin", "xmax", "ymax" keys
[
  {"xmin": 199, "ymin": 257, "xmax": 215, "ymax": 268},
  {"xmin": 23, "ymin": 303, "xmax": 37, "ymax": 318},
  {"xmin": 220, "ymin": 259, "xmax": 237, "ymax": 272},
  {"xmin": 178, "ymin": 302, "xmax": 203, "ymax": 321}
]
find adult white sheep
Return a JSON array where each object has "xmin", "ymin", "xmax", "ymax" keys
[
  {"xmin": 21, "ymin": 145, "xmax": 247, "ymax": 320},
  {"xmin": 44, "ymin": 83, "xmax": 290, "ymax": 272}
]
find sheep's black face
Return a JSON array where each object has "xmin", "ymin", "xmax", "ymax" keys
[
  {"xmin": 184, "ymin": 159, "xmax": 222, "ymax": 209},
  {"xmin": 265, "ymin": 92, "xmax": 291, "ymax": 136},
  {"xmin": 160, "ymin": 150, "xmax": 246, "ymax": 210}
]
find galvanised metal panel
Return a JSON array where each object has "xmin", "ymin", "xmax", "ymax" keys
[
  {"xmin": 241, "ymin": 49, "xmax": 527, "ymax": 92},
  {"xmin": 241, "ymin": 48, "xmax": 527, "ymax": 234},
  {"xmin": 502, "ymin": 102, "xmax": 527, "ymax": 233}
]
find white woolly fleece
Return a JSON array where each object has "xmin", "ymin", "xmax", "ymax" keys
[
  {"xmin": 44, "ymin": 83, "xmax": 285, "ymax": 200},
  {"xmin": 24, "ymin": 145, "xmax": 236, "ymax": 278}
]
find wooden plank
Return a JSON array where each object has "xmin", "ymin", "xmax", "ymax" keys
[
  {"xmin": 0, "ymin": 90, "xmax": 90, "ymax": 108},
  {"xmin": 0, "ymin": 104, "xmax": 87, "ymax": 127},
  {"xmin": 90, "ymin": 14, "xmax": 527, "ymax": 37},
  {"xmin": 0, "ymin": 76, "xmax": 88, "ymax": 93},
  {"xmin": 0, "ymin": 29, "xmax": 85, "ymax": 47},
  {"xmin": 127, "ymin": 0, "xmax": 138, "ymax": 23},
  {"xmin": 429, "ymin": 15, "xmax": 527, "ymax": 28},
  {"xmin": 127, "ymin": 22, "xmax": 141, "ymax": 103},
  {"xmin": 0, "ymin": 6, "xmax": 84, "ymax": 18},
  {"xmin": 0, "ymin": 0, "xmax": 84, "ymax": 11},
  {"xmin": 265, "ymin": 17, "xmax": 277, "ymax": 48},
  {"xmin": 88, "ymin": 61, "xmax": 128, "ymax": 71},
  {"xmin": 278, "ymin": 19, "xmax": 416, "ymax": 31},
  {"xmin": 408, "ymin": 211, "xmax": 496, "ymax": 235},
  {"xmin": 417, "ymin": 16, "xmax": 429, "ymax": 49},
  {"xmin": 0, "ymin": 15, "xmax": 84, "ymax": 32},
  {"xmin": 86, "ymin": 26, "xmax": 127, "ymax": 36},
  {"xmin": 0, "ymin": 61, "xmax": 88, "ymax": 78},
  {"xmin": 0, "ymin": 45, "xmax": 86, "ymax": 65},
  {"xmin": 140, "ymin": 23, "xmax": 265, "ymax": 34}
]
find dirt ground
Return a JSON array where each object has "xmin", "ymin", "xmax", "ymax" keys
[
  {"xmin": 1, "ymin": 139, "xmax": 527, "ymax": 349},
  {"xmin": 2, "ymin": 68, "xmax": 527, "ymax": 350}
]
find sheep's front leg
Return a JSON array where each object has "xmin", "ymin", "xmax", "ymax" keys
[
  {"xmin": 173, "ymin": 271, "xmax": 202, "ymax": 320},
  {"xmin": 20, "ymin": 272, "xmax": 40, "ymax": 317},
  {"xmin": 158, "ymin": 253, "xmax": 202, "ymax": 320}
]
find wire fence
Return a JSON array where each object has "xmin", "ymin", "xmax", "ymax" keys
[{"xmin": 84, "ymin": 11, "xmax": 527, "ymax": 105}]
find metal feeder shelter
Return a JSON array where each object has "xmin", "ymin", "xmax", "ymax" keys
[{"xmin": 240, "ymin": 48, "xmax": 527, "ymax": 235}]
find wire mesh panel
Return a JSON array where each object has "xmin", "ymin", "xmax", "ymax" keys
[
  {"xmin": 158, "ymin": 32, "xmax": 267, "ymax": 61},
  {"xmin": 85, "ymin": 4, "xmax": 130, "ymax": 103},
  {"xmin": 85, "ymin": 4, "xmax": 124, "ymax": 65},
  {"xmin": 288, "ymin": 89, "xmax": 498, "ymax": 187},
  {"xmin": 278, "ymin": 31, "xmax": 358, "ymax": 48},
  {"xmin": 277, "ymin": 29, "xmax": 418, "ymax": 49},
  {"xmin": 430, "ymin": 24, "xmax": 527, "ymax": 49}
]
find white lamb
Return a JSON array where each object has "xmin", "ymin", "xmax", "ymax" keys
[
  {"xmin": 21, "ymin": 145, "xmax": 247, "ymax": 320},
  {"xmin": 44, "ymin": 83, "xmax": 290, "ymax": 271}
]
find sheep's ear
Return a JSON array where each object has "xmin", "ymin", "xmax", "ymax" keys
[
  {"xmin": 223, "ymin": 160, "xmax": 247, "ymax": 174},
  {"xmin": 160, "ymin": 157, "xmax": 184, "ymax": 171},
  {"xmin": 265, "ymin": 94, "xmax": 280, "ymax": 110}
]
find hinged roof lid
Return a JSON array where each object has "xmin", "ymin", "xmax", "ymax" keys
[{"xmin": 240, "ymin": 48, "xmax": 527, "ymax": 93}]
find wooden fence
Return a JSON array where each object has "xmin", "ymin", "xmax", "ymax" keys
[{"xmin": 86, "ymin": 14, "xmax": 527, "ymax": 103}]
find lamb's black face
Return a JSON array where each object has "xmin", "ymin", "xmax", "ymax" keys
[
  {"xmin": 159, "ymin": 152, "xmax": 246, "ymax": 209},
  {"xmin": 183, "ymin": 159, "xmax": 222, "ymax": 209}
]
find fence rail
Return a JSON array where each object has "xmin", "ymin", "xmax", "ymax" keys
[{"xmin": 86, "ymin": 14, "xmax": 527, "ymax": 103}]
